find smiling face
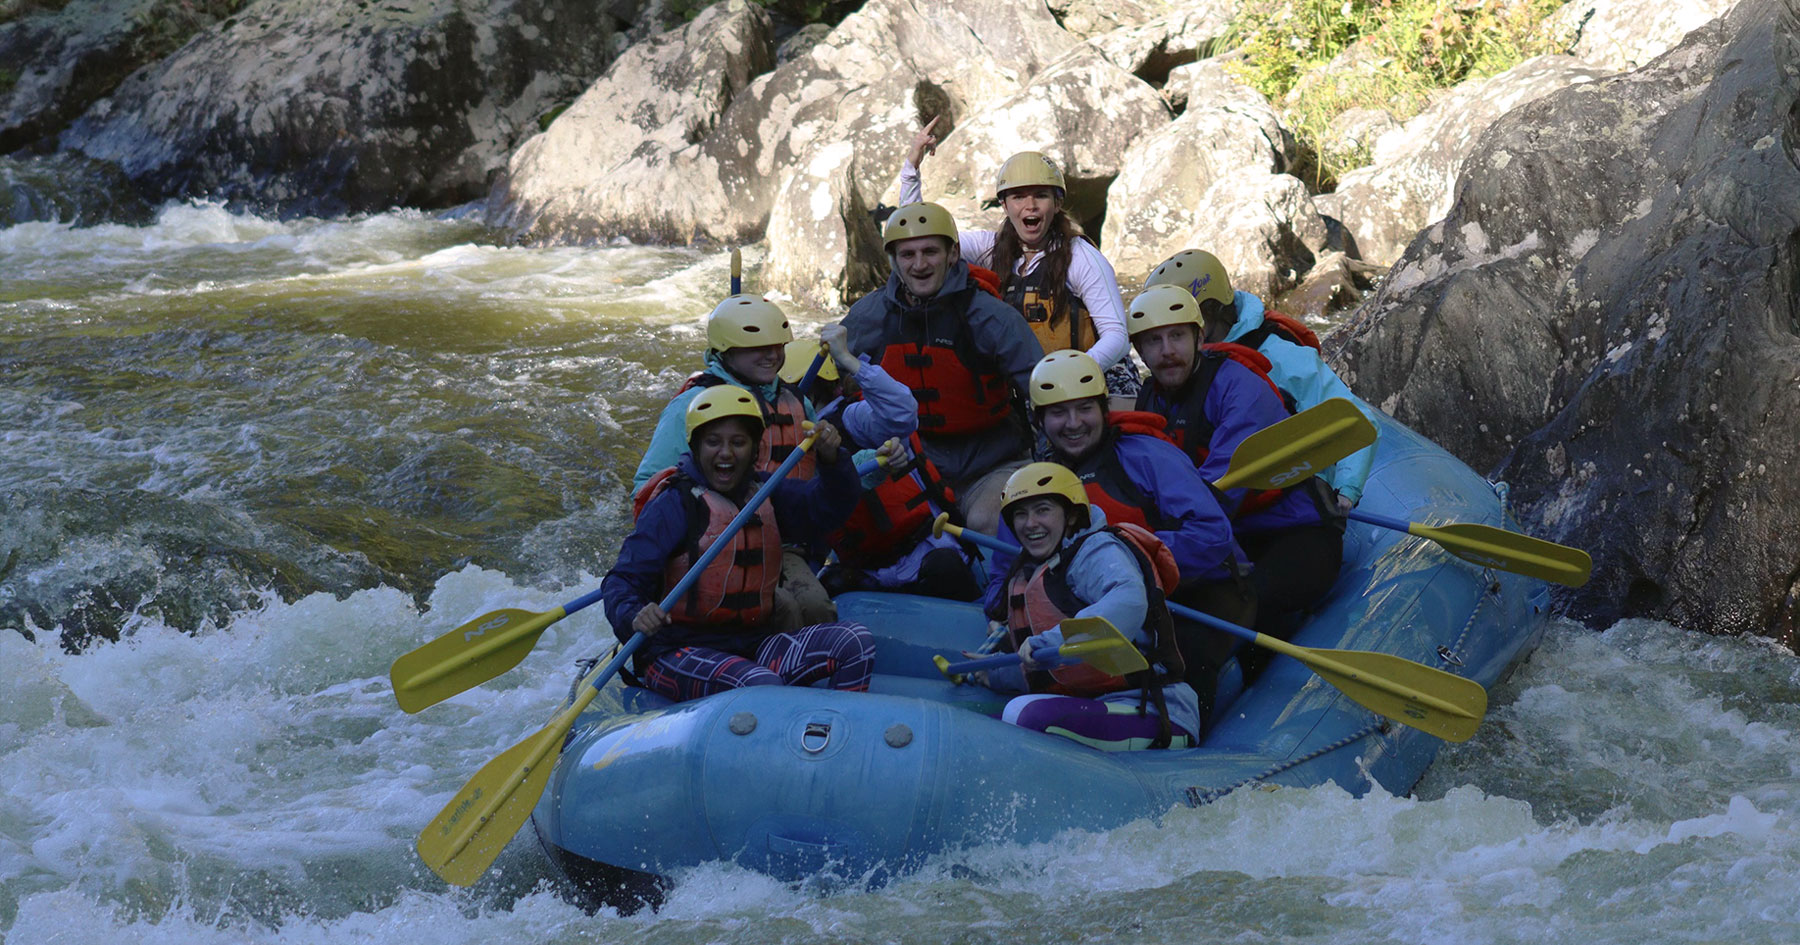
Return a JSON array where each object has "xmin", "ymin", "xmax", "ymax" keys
[
  {"xmin": 1132, "ymin": 322, "xmax": 1202, "ymax": 391},
  {"xmin": 719, "ymin": 343, "xmax": 786, "ymax": 386},
  {"xmin": 890, "ymin": 234, "xmax": 954, "ymax": 299},
  {"xmin": 1008, "ymin": 497, "xmax": 1070, "ymax": 560},
  {"xmin": 691, "ymin": 416, "xmax": 760, "ymax": 493},
  {"xmin": 1001, "ymin": 187, "xmax": 1061, "ymax": 250},
  {"xmin": 1039, "ymin": 396, "xmax": 1106, "ymax": 462}
]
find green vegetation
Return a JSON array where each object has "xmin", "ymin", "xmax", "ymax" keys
[{"xmin": 1222, "ymin": 0, "xmax": 1567, "ymax": 187}]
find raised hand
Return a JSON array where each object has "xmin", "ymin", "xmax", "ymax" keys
[{"xmin": 907, "ymin": 115, "xmax": 941, "ymax": 169}]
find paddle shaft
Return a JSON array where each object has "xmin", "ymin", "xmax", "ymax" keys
[
  {"xmin": 796, "ymin": 352, "xmax": 826, "ymax": 396},
  {"xmin": 943, "ymin": 639, "xmax": 1114, "ymax": 674},
  {"xmin": 730, "ymin": 248, "xmax": 741, "ymax": 295}
]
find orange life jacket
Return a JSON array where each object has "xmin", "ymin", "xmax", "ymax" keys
[
  {"xmin": 1001, "ymin": 254, "xmax": 1099, "ymax": 355},
  {"xmin": 1004, "ymin": 523, "xmax": 1183, "ymax": 697},
  {"xmin": 678, "ymin": 373, "xmax": 816, "ymax": 481},
  {"xmin": 827, "ymin": 434, "xmax": 959, "ymax": 569},
  {"xmin": 634, "ymin": 468, "xmax": 780, "ymax": 628}
]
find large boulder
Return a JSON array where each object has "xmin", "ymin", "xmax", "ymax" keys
[
  {"xmin": 0, "ymin": 0, "xmax": 169, "ymax": 155},
  {"xmin": 1332, "ymin": 55, "xmax": 1612, "ymax": 267},
  {"xmin": 59, "ymin": 0, "xmax": 629, "ymax": 216},
  {"xmin": 491, "ymin": 0, "xmax": 1073, "ymax": 265},
  {"xmin": 1081, "ymin": 0, "xmax": 1237, "ymax": 78},
  {"xmin": 1099, "ymin": 60, "xmax": 1324, "ymax": 293},
  {"xmin": 913, "ymin": 44, "xmax": 1172, "ymax": 236},
  {"xmin": 487, "ymin": 0, "xmax": 775, "ymax": 244},
  {"xmin": 1546, "ymin": 0, "xmax": 1742, "ymax": 72},
  {"xmin": 738, "ymin": 0, "xmax": 1079, "ymax": 307},
  {"xmin": 1330, "ymin": 0, "xmax": 1800, "ymax": 640}
]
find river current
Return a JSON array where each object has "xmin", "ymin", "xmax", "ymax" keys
[{"xmin": 3, "ymin": 205, "xmax": 1798, "ymax": 944}]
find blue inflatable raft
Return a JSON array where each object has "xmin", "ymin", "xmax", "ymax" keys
[{"xmin": 530, "ymin": 412, "xmax": 1553, "ymax": 904}]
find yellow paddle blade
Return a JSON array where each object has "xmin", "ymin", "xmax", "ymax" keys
[
  {"xmin": 1214, "ymin": 398, "xmax": 1376, "ymax": 492},
  {"xmin": 1412, "ymin": 522, "xmax": 1593, "ymax": 587},
  {"xmin": 417, "ymin": 677, "xmax": 599, "ymax": 885},
  {"xmin": 1058, "ymin": 616, "xmax": 1151, "ymax": 678},
  {"xmin": 390, "ymin": 606, "xmax": 566, "ymax": 714},
  {"xmin": 1257, "ymin": 635, "xmax": 1487, "ymax": 742}
]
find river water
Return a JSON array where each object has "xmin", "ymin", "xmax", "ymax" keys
[{"xmin": 3, "ymin": 204, "xmax": 1798, "ymax": 944}]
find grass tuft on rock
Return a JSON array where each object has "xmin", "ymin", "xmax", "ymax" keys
[{"xmin": 1222, "ymin": 0, "xmax": 1567, "ymax": 188}]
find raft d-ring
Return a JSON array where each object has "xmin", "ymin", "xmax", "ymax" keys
[
  {"xmin": 1436, "ymin": 645, "xmax": 1464, "ymax": 667},
  {"xmin": 801, "ymin": 721, "xmax": 832, "ymax": 753}
]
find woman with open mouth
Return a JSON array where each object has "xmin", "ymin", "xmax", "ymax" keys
[
  {"xmin": 601, "ymin": 386, "xmax": 875, "ymax": 703},
  {"xmin": 896, "ymin": 117, "xmax": 1136, "ymax": 397}
]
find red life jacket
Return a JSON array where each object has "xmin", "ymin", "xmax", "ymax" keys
[
  {"xmin": 827, "ymin": 434, "xmax": 959, "ymax": 569},
  {"xmin": 1233, "ymin": 310, "xmax": 1321, "ymax": 352},
  {"xmin": 1131, "ymin": 343, "xmax": 1291, "ymax": 518},
  {"xmin": 633, "ymin": 468, "xmax": 780, "ymax": 628},
  {"xmin": 877, "ymin": 319, "xmax": 1015, "ymax": 436},
  {"xmin": 678, "ymin": 373, "xmax": 816, "ymax": 481},
  {"xmin": 965, "ymin": 264, "xmax": 1005, "ymax": 300},
  {"xmin": 1004, "ymin": 523, "xmax": 1184, "ymax": 697},
  {"xmin": 1064, "ymin": 422, "xmax": 1176, "ymax": 533},
  {"xmin": 1001, "ymin": 252, "xmax": 1099, "ymax": 355}
]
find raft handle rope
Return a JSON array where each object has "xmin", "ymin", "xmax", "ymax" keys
[{"xmin": 1185, "ymin": 719, "xmax": 1386, "ymax": 807}]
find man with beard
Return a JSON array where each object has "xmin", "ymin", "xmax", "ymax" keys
[
  {"xmin": 1127, "ymin": 284, "xmax": 1346, "ymax": 666},
  {"xmin": 839, "ymin": 201, "xmax": 1044, "ymax": 538}
]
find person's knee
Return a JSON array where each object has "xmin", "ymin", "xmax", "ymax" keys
[{"xmin": 736, "ymin": 666, "xmax": 784, "ymax": 686}]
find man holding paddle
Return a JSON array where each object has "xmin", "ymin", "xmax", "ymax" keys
[
  {"xmin": 1126, "ymin": 285, "xmax": 1348, "ymax": 662},
  {"xmin": 602, "ymin": 386, "xmax": 875, "ymax": 702}
]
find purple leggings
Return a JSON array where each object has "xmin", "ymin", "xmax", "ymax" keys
[
  {"xmin": 640, "ymin": 621, "xmax": 876, "ymax": 703},
  {"xmin": 1003, "ymin": 694, "xmax": 1194, "ymax": 751}
]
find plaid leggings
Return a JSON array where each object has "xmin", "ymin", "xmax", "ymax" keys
[{"xmin": 640, "ymin": 621, "xmax": 876, "ymax": 703}]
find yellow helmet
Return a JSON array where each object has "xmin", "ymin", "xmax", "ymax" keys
[
  {"xmin": 1126, "ymin": 284, "xmax": 1203, "ymax": 337},
  {"xmin": 994, "ymin": 151, "xmax": 1065, "ymax": 198},
  {"xmin": 706, "ymin": 294, "xmax": 793, "ymax": 352},
  {"xmin": 684, "ymin": 385, "xmax": 765, "ymax": 441},
  {"xmin": 882, "ymin": 202, "xmax": 959, "ymax": 251},
  {"xmin": 1000, "ymin": 462, "xmax": 1089, "ymax": 516},
  {"xmin": 777, "ymin": 338, "xmax": 839, "ymax": 384},
  {"xmin": 1143, "ymin": 249, "xmax": 1232, "ymax": 307},
  {"xmin": 1028, "ymin": 349, "xmax": 1106, "ymax": 408}
]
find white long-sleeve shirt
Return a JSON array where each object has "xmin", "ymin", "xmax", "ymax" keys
[{"xmin": 898, "ymin": 161, "xmax": 1129, "ymax": 369}]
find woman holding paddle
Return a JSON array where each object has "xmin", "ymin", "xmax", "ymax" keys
[
  {"xmin": 602, "ymin": 386, "xmax": 875, "ymax": 702},
  {"xmin": 899, "ymin": 119, "xmax": 1135, "ymax": 395},
  {"xmin": 976, "ymin": 462, "xmax": 1201, "ymax": 749}
]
